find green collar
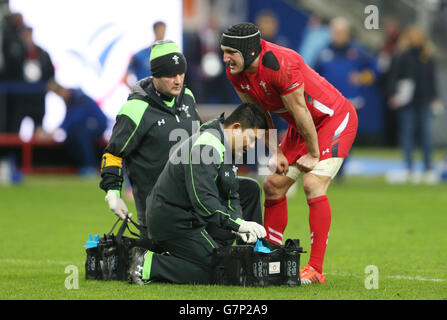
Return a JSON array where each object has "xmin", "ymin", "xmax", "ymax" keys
[{"xmin": 164, "ymin": 96, "xmax": 176, "ymax": 108}]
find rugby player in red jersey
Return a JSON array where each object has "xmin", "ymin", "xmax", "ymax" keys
[{"xmin": 220, "ymin": 22, "xmax": 358, "ymax": 284}]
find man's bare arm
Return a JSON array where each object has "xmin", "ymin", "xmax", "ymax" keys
[{"xmin": 281, "ymin": 85, "xmax": 319, "ymax": 159}]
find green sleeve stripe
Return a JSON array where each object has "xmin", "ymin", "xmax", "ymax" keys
[
  {"xmin": 184, "ymin": 88, "xmax": 196, "ymax": 103},
  {"xmin": 117, "ymin": 99, "xmax": 149, "ymax": 127},
  {"xmin": 192, "ymin": 132, "xmax": 225, "ymax": 162},
  {"xmin": 228, "ymin": 199, "xmax": 234, "ymax": 211},
  {"xmin": 215, "ymin": 210, "xmax": 242, "ymax": 226},
  {"xmin": 200, "ymin": 231, "xmax": 216, "ymax": 249},
  {"xmin": 189, "ymin": 147, "xmax": 212, "ymax": 216},
  {"xmin": 119, "ymin": 126, "xmax": 138, "ymax": 154},
  {"xmin": 228, "ymin": 190, "xmax": 235, "ymax": 211}
]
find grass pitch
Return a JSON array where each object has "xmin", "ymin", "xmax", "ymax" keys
[{"xmin": 1, "ymin": 170, "xmax": 446, "ymax": 300}]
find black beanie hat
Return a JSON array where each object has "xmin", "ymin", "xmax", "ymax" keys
[
  {"xmin": 150, "ymin": 40, "xmax": 187, "ymax": 78},
  {"xmin": 220, "ymin": 22, "xmax": 261, "ymax": 69}
]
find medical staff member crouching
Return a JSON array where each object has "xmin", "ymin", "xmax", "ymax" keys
[{"xmin": 129, "ymin": 103, "xmax": 269, "ymax": 285}]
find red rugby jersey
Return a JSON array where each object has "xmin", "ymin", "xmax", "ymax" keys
[{"xmin": 226, "ymin": 39, "xmax": 347, "ymax": 127}]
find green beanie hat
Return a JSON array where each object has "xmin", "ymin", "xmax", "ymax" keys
[{"xmin": 150, "ymin": 40, "xmax": 187, "ymax": 77}]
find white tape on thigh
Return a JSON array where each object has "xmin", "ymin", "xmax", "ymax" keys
[
  {"xmin": 286, "ymin": 158, "xmax": 344, "ymax": 180},
  {"xmin": 285, "ymin": 165, "xmax": 302, "ymax": 181},
  {"xmin": 311, "ymin": 157, "xmax": 344, "ymax": 178}
]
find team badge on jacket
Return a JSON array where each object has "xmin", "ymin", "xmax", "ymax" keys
[{"xmin": 181, "ymin": 104, "xmax": 191, "ymax": 118}]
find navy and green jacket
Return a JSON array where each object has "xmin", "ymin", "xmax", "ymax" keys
[
  {"xmin": 99, "ymin": 77, "xmax": 201, "ymax": 226},
  {"xmin": 145, "ymin": 115, "xmax": 243, "ymax": 241}
]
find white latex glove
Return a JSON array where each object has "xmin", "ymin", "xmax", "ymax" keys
[
  {"xmin": 105, "ymin": 190, "xmax": 129, "ymax": 220},
  {"xmin": 232, "ymin": 231, "xmax": 257, "ymax": 244},
  {"xmin": 238, "ymin": 220, "xmax": 266, "ymax": 240}
]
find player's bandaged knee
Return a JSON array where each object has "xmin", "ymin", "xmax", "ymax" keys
[{"xmin": 286, "ymin": 157, "xmax": 344, "ymax": 181}]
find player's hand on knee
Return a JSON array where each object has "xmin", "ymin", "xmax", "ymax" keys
[
  {"xmin": 268, "ymin": 152, "xmax": 289, "ymax": 174},
  {"xmin": 296, "ymin": 153, "xmax": 319, "ymax": 172},
  {"xmin": 105, "ymin": 190, "xmax": 130, "ymax": 220},
  {"xmin": 238, "ymin": 221, "xmax": 267, "ymax": 240}
]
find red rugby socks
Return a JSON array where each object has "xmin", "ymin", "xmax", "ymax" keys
[
  {"xmin": 263, "ymin": 196, "xmax": 288, "ymax": 245},
  {"xmin": 307, "ymin": 195, "xmax": 331, "ymax": 273},
  {"xmin": 263, "ymin": 194, "xmax": 332, "ymax": 274}
]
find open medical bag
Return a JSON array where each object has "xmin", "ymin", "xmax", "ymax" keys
[{"xmin": 84, "ymin": 217, "xmax": 141, "ymax": 281}]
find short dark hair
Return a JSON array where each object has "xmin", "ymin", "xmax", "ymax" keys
[
  {"xmin": 224, "ymin": 102, "xmax": 268, "ymax": 131},
  {"xmin": 255, "ymin": 9, "xmax": 278, "ymax": 21},
  {"xmin": 153, "ymin": 21, "xmax": 166, "ymax": 31}
]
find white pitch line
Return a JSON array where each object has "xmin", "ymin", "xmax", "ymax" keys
[
  {"xmin": 0, "ymin": 258, "xmax": 83, "ymax": 266},
  {"xmin": 386, "ymin": 275, "xmax": 446, "ymax": 282},
  {"xmin": 326, "ymin": 271, "xmax": 446, "ymax": 282},
  {"xmin": 1, "ymin": 259, "xmax": 445, "ymax": 283}
]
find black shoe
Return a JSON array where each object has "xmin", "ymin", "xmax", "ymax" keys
[{"xmin": 128, "ymin": 247, "xmax": 147, "ymax": 285}]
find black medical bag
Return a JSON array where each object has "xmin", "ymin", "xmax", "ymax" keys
[{"xmin": 212, "ymin": 238, "xmax": 305, "ymax": 287}]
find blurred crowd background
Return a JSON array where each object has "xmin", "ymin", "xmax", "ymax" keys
[{"xmin": 0, "ymin": 0, "xmax": 447, "ymax": 184}]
